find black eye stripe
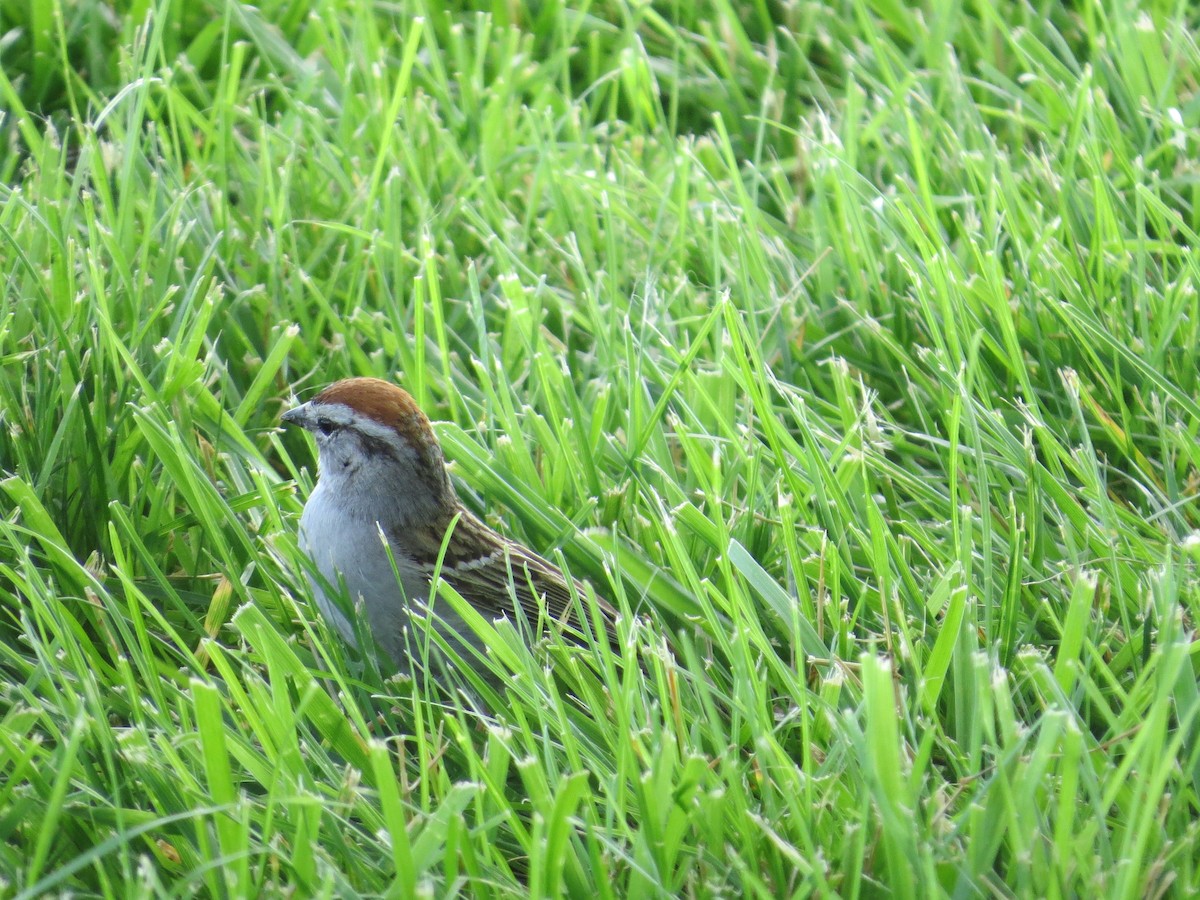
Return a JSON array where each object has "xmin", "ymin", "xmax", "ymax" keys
[{"xmin": 360, "ymin": 433, "xmax": 402, "ymax": 459}]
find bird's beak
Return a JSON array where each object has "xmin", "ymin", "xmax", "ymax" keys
[{"xmin": 281, "ymin": 403, "xmax": 310, "ymax": 428}]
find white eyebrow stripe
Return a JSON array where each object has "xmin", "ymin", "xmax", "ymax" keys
[{"xmin": 314, "ymin": 402, "xmax": 408, "ymax": 446}]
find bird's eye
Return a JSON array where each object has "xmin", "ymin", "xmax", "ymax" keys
[{"xmin": 316, "ymin": 418, "xmax": 336, "ymax": 436}]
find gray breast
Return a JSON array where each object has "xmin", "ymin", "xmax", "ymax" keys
[{"xmin": 300, "ymin": 501, "xmax": 491, "ymax": 672}]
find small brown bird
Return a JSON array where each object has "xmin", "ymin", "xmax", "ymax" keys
[{"xmin": 282, "ymin": 377, "xmax": 615, "ymax": 672}]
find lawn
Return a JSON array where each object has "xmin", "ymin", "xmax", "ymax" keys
[{"xmin": 1, "ymin": 0, "xmax": 1198, "ymax": 896}]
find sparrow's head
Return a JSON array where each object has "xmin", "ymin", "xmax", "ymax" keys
[{"xmin": 283, "ymin": 377, "xmax": 455, "ymax": 515}]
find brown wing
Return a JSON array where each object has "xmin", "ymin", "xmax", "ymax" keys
[{"xmin": 416, "ymin": 509, "xmax": 617, "ymax": 642}]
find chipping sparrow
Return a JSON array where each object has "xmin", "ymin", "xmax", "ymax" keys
[{"xmin": 282, "ymin": 377, "xmax": 616, "ymax": 672}]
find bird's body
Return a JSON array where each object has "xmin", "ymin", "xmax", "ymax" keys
[
  {"xmin": 283, "ymin": 377, "xmax": 614, "ymax": 673},
  {"xmin": 297, "ymin": 478, "xmax": 429, "ymax": 662}
]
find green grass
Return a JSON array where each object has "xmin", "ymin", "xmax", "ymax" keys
[{"xmin": 1, "ymin": 0, "xmax": 1199, "ymax": 895}]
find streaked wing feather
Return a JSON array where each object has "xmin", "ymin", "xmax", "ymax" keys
[
  {"xmin": 454, "ymin": 543, "xmax": 614, "ymax": 636},
  {"xmin": 407, "ymin": 510, "xmax": 617, "ymax": 641}
]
